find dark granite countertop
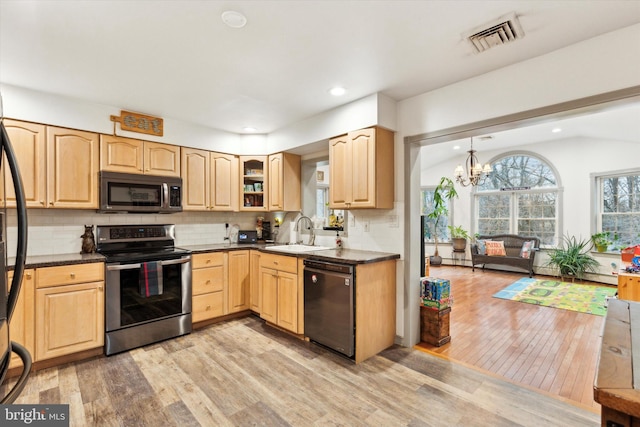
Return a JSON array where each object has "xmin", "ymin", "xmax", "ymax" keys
[
  {"xmin": 7, "ymin": 244, "xmax": 399, "ymax": 269},
  {"xmin": 8, "ymin": 252, "xmax": 106, "ymax": 270},
  {"xmin": 185, "ymin": 243, "xmax": 400, "ymax": 264},
  {"xmin": 180, "ymin": 243, "xmax": 269, "ymax": 253}
]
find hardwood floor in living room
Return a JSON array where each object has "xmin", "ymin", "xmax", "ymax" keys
[{"xmin": 416, "ymin": 265, "xmax": 615, "ymax": 410}]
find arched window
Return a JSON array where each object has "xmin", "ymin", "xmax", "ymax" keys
[{"xmin": 474, "ymin": 153, "xmax": 560, "ymax": 246}]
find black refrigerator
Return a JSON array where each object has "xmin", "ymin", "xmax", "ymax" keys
[{"xmin": 0, "ymin": 117, "xmax": 31, "ymax": 403}]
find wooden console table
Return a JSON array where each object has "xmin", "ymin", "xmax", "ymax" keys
[
  {"xmin": 618, "ymin": 272, "xmax": 640, "ymax": 302},
  {"xmin": 594, "ymin": 299, "xmax": 640, "ymax": 427}
]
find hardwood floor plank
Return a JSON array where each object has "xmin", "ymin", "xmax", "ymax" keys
[
  {"xmin": 2, "ymin": 298, "xmax": 602, "ymax": 426},
  {"xmin": 419, "ymin": 266, "xmax": 609, "ymax": 408},
  {"xmin": 129, "ymin": 347, "xmax": 182, "ymax": 407},
  {"xmin": 83, "ymin": 397, "xmax": 120, "ymax": 426}
]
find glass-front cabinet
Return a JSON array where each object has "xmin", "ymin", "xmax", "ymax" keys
[{"xmin": 240, "ymin": 156, "xmax": 268, "ymax": 211}]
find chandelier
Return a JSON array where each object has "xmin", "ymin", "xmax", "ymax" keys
[{"xmin": 453, "ymin": 137, "xmax": 492, "ymax": 187}]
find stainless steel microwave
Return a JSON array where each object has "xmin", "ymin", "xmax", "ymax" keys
[{"xmin": 99, "ymin": 171, "xmax": 182, "ymax": 213}]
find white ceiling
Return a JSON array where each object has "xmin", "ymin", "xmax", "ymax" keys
[
  {"xmin": 1, "ymin": 0, "xmax": 639, "ymax": 136},
  {"xmin": 420, "ymin": 101, "xmax": 640, "ymax": 167}
]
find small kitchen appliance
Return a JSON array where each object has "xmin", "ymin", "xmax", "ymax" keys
[
  {"xmin": 238, "ymin": 230, "xmax": 258, "ymax": 244},
  {"xmin": 99, "ymin": 171, "xmax": 182, "ymax": 213}
]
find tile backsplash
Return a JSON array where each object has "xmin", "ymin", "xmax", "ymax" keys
[
  {"xmin": 5, "ymin": 209, "xmax": 264, "ymax": 256},
  {"xmin": 4, "ymin": 204, "xmax": 403, "ymax": 258}
]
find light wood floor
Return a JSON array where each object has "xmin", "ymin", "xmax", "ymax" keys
[
  {"xmin": 2, "ymin": 314, "xmax": 599, "ymax": 426},
  {"xmin": 417, "ymin": 265, "xmax": 615, "ymax": 410}
]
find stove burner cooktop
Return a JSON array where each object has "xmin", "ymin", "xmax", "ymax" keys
[{"xmin": 96, "ymin": 224, "xmax": 190, "ymax": 263}]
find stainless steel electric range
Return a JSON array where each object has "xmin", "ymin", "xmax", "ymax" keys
[{"xmin": 96, "ymin": 224, "xmax": 192, "ymax": 356}]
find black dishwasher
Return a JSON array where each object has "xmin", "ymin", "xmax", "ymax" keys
[{"xmin": 303, "ymin": 259, "xmax": 355, "ymax": 358}]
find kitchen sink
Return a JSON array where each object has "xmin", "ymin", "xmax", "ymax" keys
[{"xmin": 265, "ymin": 244, "xmax": 331, "ymax": 253}]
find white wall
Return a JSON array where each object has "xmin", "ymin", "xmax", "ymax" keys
[
  {"xmin": 0, "ymin": 84, "xmax": 245, "ymax": 153},
  {"xmin": 267, "ymin": 93, "xmax": 397, "ymax": 152}
]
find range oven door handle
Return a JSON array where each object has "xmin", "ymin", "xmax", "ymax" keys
[{"xmin": 106, "ymin": 257, "xmax": 190, "ymax": 271}]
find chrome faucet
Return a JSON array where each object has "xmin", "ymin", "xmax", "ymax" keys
[{"xmin": 294, "ymin": 215, "xmax": 315, "ymax": 246}]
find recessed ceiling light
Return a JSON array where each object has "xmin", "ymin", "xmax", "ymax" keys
[
  {"xmin": 453, "ymin": 145, "xmax": 461, "ymax": 150},
  {"xmin": 221, "ymin": 11, "xmax": 247, "ymax": 28},
  {"xmin": 552, "ymin": 127, "xmax": 562, "ymax": 133},
  {"xmin": 329, "ymin": 87, "xmax": 346, "ymax": 96},
  {"xmin": 242, "ymin": 126, "xmax": 257, "ymax": 133}
]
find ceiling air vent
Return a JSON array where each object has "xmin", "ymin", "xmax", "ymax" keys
[{"xmin": 465, "ymin": 13, "xmax": 524, "ymax": 53}]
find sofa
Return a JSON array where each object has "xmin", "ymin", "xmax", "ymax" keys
[{"xmin": 470, "ymin": 234, "xmax": 540, "ymax": 277}]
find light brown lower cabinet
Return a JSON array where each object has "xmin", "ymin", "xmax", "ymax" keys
[
  {"xmin": 259, "ymin": 253, "xmax": 300, "ymax": 333},
  {"xmin": 191, "ymin": 252, "xmax": 227, "ymax": 322},
  {"xmin": 249, "ymin": 250, "xmax": 261, "ymax": 313},
  {"xmin": 7, "ymin": 269, "xmax": 35, "ymax": 369},
  {"xmin": 228, "ymin": 250, "xmax": 250, "ymax": 313},
  {"xmin": 35, "ymin": 263, "xmax": 104, "ymax": 361}
]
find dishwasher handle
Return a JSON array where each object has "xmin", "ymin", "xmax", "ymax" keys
[{"xmin": 303, "ymin": 259, "xmax": 353, "ymax": 275}]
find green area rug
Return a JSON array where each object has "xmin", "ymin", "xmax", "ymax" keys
[{"xmin": 492, "ymin": 278, "xmax": 617, "ymax": 316}]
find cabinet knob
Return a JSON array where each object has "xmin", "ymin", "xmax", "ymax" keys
[
  {"xmin": 98, "ymin": 286, "xmax": 103, "ymax": 291},
  {"xmin": 70, "ymin": 272, "xmax": 76, "ymax": 278},
  {"xmin": 205, "ymin": 305, "xmax": 211, "ymax": 311},
  {"xmin": 206, "ymin": 280, "xmax": 211, "ymax": 285},
  {"xmin": 25, "ymin": 273, "xmax": 32, "ymax": 280},
  {"xmin": 40, "ymin": 200, "xmax": 45, "ymax": 205},
  {"xmin": 49, "ymin": 201, "xmax": 54, "ymax": 206}
]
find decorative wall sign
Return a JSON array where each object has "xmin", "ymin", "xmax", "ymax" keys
[{"xmin": 110, "ymin": 110, "xmax": 163, "ymax": 136}]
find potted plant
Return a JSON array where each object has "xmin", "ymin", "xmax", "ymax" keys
[
  {"xmin": 591, "ymin": 232, "xmax": 612, "ymax": 253},
  {"xmin": 426, "ymin": 177, "xmax": 458, "ymax": 265},
  {"xmin": 448, "ymin": 225, "xmax": 470, "ymax": 251},
  {"xmin": 545, "ymin": 234, "xmax": 600, "ymax": 282}
]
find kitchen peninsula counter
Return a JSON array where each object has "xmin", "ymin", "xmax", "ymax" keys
[{"xmin": 303, "ymin": 248, "xmax": 400, "ymax": 264}]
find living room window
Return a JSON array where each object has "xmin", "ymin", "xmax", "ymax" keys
[
  {"xmin": 421, "ymin": 187, "xmax": 451, "ymax": 242},
  {"xmin": 474, "ymin": 153, "xmax": 560, "ymax": 247},
  {"xmin": 594, "ymin": 169, "xmax": 640, "ymax": 247}
]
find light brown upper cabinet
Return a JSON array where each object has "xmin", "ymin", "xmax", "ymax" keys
[
  {"xmin": 329, "ymin": 127, "xmax": 394, "ymax": 209},
  {"xmin": 240, "ymin": 156, "xmax": 268, "ymax": 211},
  {"xmin": 268, "ymin": 152, "xmax": 301, "ymax": 212},
  {"xmin": 211, "ymin": 152, "xmax": 239, "ymax": 211},
  {"xmin": 100, "ymin": 135, "xmax": 180, "ymax": 177},
  {"xmin": 47, "ymin": 126, "xmax": 100, "ymax": 209},
  {"xmin": 2, "ymin": 120, "xmax": 99, "ymax": 209},
  {"xmin": 181, "ymin": 147, "xmax": 239, "ymax": 211},
  {"xmin": 1, "ymin": 119, "xmax": 47, "ymax": 208}
]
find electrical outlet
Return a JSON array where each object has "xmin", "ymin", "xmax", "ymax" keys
[
  {"xmin": 363, "ymin": 220, "xmax": 370, "ymax": 232},
  {"xmin": 388, "ymin": 215, "xmax": 399, "ymax": 228}
]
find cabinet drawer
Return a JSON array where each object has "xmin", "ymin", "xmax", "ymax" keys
[
  {"xmin": 193, "ymin": 292, "xmax": 224, "ymax": 322},
  {"xmin": 259, "ymin": 253, "xmax": 298, "ymax": 274},
  {"xmin": 192, "ymin": 252, "xmax": 225, "ymax": 269},
  {"xmin": 36, "ymin": 263, "xmax": 104, "ymax": 288},
  {"xmin": 192, "ymin": 266, "xmax": 225, "ymax": 295}
]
